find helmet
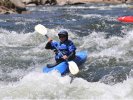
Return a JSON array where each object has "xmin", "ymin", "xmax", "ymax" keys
[{"xmin": 58, "ymin": 29, "xmax": 68, "ymax": 36}]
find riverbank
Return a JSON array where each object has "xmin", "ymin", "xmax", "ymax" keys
[{"xmin": 0, "ymin": 0, "xmax": 133, "ymax": 14}]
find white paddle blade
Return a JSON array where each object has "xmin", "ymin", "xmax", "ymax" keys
[
  {"xmin": 68, "ymin": 61, "xmax": 79, "ymax": 75},
  {"xmin": 35, "ymin": 24, "xmax": 47, "ymax": 35}
]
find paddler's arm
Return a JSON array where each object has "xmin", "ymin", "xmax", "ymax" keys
[
  {"xmin": 66, "ymin": 41, "xmax": 76, "ymax": 60},
  {"xmin": 45, "ymin": 37, "xmax": 53, "ymax": 49},
  {"xmin": 45, "ymin": 38, "xmax": 58, "ymax": 53},
  {"xmin": 68, "ymin": 51, "xmax": 76, "ymax": 60},
  {"xmin": 62, "ymin": 51, "xmax": 76, "ymax": 60}
]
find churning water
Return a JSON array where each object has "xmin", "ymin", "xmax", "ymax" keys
[{"xmin": 0, "ymin": 3, "xmax": 133, "ymax": 99}]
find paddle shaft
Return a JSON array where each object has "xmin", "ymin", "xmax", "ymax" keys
[{"xmin": 45, "ymin": 34, "xmax": 49, "ymax": 39}]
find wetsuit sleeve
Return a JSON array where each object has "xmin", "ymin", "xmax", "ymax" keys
[
  {"xmin": 68, "ymin": 41, "xmax": 76, "ymax": 52},
  {"xmin": 45, "ymin": 41, "xmax": 58, "ymax": 50},
  {"xmin": 45, "ymin": 42, "xmax": 52, "ymax": 49}
]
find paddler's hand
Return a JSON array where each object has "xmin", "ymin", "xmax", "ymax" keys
[
  {"xmin": 62, "ymin": 55, "xmax": 68, "ymax": 60},
  {"xmin": 48, "ymin": 37, "xmax": 52, "ymax": 42}
]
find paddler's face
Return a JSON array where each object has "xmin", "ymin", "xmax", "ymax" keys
[{"xmin": 59, "ymin": 35, "xmax": 67, "ymax": 42}]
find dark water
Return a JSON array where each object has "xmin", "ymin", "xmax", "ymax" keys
[{"xmin": 0, "ymin": 3, "xmax": 133, "ymax": 99}]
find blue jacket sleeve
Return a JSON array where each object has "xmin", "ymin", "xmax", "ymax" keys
[
  {"xmin": 68, "ymin": 40, "xmax": 76, "ymax": 52},
  {"xmin": 45, "ymin": 41, "xmax": 58, "ymax": 50},
  {"xmin": 67, "ymin": 40, "xmax": 76, "ymax": 60}
]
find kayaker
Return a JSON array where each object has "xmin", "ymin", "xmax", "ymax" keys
[{"xmin": 45, "ymin": 29, "xmax": 76, "ymax": 68}]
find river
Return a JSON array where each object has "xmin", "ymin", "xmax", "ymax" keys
[{"xmin": 0, "ymin": 3, "xmax": 133, "ymax": 99}]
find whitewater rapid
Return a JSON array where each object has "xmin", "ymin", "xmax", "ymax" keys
[
  {"xmin": 0, "ymin": 3, "xmax": 133, "ymax": 99},
  {"xmin": 0, "ymin": 28, "xmax": 133, "ymax": 99}
]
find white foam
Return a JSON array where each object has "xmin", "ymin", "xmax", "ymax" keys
[
  {"xmin": 0, "ymin": 25, "xmax": 133, "ymax": 100},
  {"xmin": 0, "ymin": 71, "xmax": 133, "ymax": 100}
]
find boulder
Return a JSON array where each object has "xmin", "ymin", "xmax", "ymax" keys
[
  {"xmin": 10, "ymin": 0, "xmax": 31, "ymax": 14},
  {"xmin": 21, "ymin": 0, "xmax": 41, "ymax": 5},
  {"xmin": 56, "ymin": 0, "xmax": 105, "ymax": 5},
  {"xmin": 0, "ymin": 6, "xmax": 16, "ymax": 14},
  {"xmin": 1, "ymin": 0, "xmax": 133, "ymax": 14},
  {"xmin": 10, "ymin": 0, "xmax": 26, "ymax": 8},
  {"xmin": 103, "ymin": 0, "xmax": 126, "ymax": 3},
  {"xmin": 0, "ymin": 0, "xmax": 16, "ymax": 14},
  {"xmin": 126, "ymin": 0, "xmax": 133, "ymax": 3},
  {"xmin": 67, "ymin": 0, "xmax": 104, "ymax": 4}
]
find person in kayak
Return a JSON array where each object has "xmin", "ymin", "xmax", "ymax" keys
[{"xmin": 45, "ymin": 29, "xmax": 76, "ymax": 68}]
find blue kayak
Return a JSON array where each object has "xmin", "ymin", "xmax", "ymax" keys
[{"xmin": 43, "ymin": 51, "xmax": 87, "ymax": 75}]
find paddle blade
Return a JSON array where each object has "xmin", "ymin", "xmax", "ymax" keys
[
  {"xmin": 35, "ymin": 24, "xmax": 47, "ymax": 35},
  {"xmin": 68, "ymin": 61, "xmax": 79, "ymax": 75}
]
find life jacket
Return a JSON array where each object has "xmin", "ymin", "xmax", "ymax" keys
[{"xmin": 51, "ymin": 40, "xmax": 76, "ymax": 61}]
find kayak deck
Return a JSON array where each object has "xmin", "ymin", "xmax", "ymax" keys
[{"xmin": 43, "ymin": 51, "xmax": 87, "ymax": 75}]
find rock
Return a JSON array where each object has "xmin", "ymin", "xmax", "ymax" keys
[
  {"xmin": 55, "ymin": 0, "xmax": 67, "ymax": 5},
  {"xmin": 126, "ymin": 0, "xmax": 133, "ymax": 3},
  {"xmin": 10, "ymin": 0, "xmax": 31, "ymax": 14},
  {"xmin": 26, "ymin": 3, "xmax": 37, "ymax": 7},
  {"xmin": 40, "ymin": 0, "xmax": 48, "ymax": 5},
  {"xmin": 21, "ymin": 0, "xmax": 41, "ymax": 5},
  {"xmin": 103, "ymin": 0, "xmax": 126, "ymax": 3},
  {"xmin": 10, "ymin": 0, "xmax": 26, "ymax": 8},
  {"xmin": 0, "ymin": 0, "xmax": 17, "ymax": 14},
  {"xmin": 55, "ymin": 0, "xmax": 106, "ymax": 5},
  {"xmin": 0, "ymin": 0, "xmax": 31, "ymax": 14},
  {"xmin": 0, "ymin": 6, "xmax": 16, "ymax": 14},
  {"xmin": 67, "ymin": 0, "xmax": 104, "ymax": 4},
  {"xmin": 0, "ymin": 0, "xmax": 133, "ymax": 14}
]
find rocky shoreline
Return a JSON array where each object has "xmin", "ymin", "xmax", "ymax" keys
[{"xmin": 0, "ymin": 0, "xmax": 133, "ymax": 14}]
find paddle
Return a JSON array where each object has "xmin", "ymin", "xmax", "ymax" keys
[{"xmin": 35, "ymin": 24, "xmax": 79, "ymax": 75}]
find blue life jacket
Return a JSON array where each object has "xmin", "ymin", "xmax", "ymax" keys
[{"xmin": 50, "ymin": 40, "xmax": 76, "ymax": 61}]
